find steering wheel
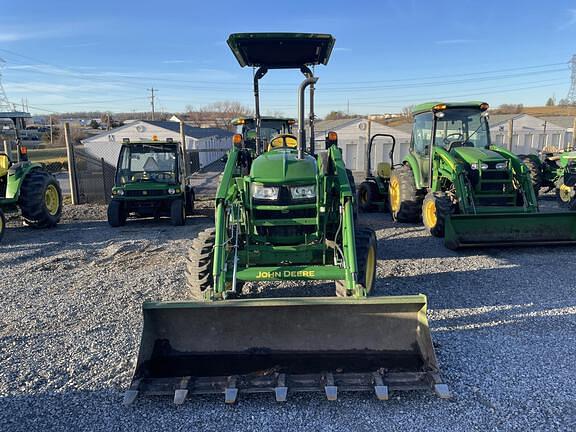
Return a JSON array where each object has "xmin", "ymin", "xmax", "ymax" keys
[{"xmin": 443, "ymin": 133, "xmax": 464, "ymax": 145}]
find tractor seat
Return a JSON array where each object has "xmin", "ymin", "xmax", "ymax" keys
[
  {"xmin": 267, "ymin": 134, "xmax": 298, "ymax": 152},
  {"xmin": 0, "ymin": 154, "xmax": 11, "ymax": 178},
  {"xmin": 376, "ymin": 162, "xmax": 391, "ymax": 178}
]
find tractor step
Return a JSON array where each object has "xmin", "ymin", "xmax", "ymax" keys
[{"xmin": 124, "ymin": 295, "xmax": 448, "ymax": 404}]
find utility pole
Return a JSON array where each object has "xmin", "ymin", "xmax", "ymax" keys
[
  {"xmin": 507, "ymin": 119, "xmax": 514, "ymax": 152},
  {"xmin": 147, "ymin": 88, "xmax": 157, "ymax": 121},
  {"xmin": 49, "ymin": 115, "xmax": 54, "ymax": 147},
  {"xmin": 106, "ymin": 112, "xmax": 111, "ymax": 131}
]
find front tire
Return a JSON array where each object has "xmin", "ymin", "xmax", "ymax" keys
[
  {"xmin": 357, "ymin": 181, "xmax": 380, "ymax": 212},
  {"xmin": 389, "ymin": 165, "xmax": 422, "ymax": 222},
  {"xmin": 170, "ymin": 199, "xmax": 186, "ymax": 226},
  {"xmin": 107, "ymin": 200, "xmax": 127, "ymax": 227},
  {"xmin": 335, "ymin": 227, "xmax": 377, "ymax": 297},
  {"xmin": 0, "ymin": 209, "xmax": 5, "ymax": 242},
  {"xmin": 422, "ymin": 191, "xmax": 454, "ymax": 237},
  {"xmin": 520, "ymin": 155, "xmax": 542, "ymax": 196},
  {"xmin": 19, "ymin": 170, "xmax": 63, "ymax": 228},
  {"xmin": 185, "ymin": 228, "xmax": 216, "ymax": 300}
]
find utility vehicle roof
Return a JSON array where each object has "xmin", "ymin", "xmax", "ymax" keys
[
  {"xmin": 412, "ymin": 101, "xmax": 487, "ymax": 115},
  {"xmin": 227, "ymin": 33, "xmax": 335, "ymax": 68},
  {"xmin": 121, "ymin": 139, "xmax": 179, "ymax": 146}
]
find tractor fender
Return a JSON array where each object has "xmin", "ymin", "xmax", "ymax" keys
[{"xmin": 402, "ymin": 154, "xmax": 424, "ymax": 189}]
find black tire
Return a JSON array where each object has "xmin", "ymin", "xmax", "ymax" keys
[
  {"xmin": 520, "ymin": 156, "xmax": 542, "ymax": 196},
  {"xmin": 389, "ymin": 165, "xmax": 422, "ymax": 222},
  {"xmin": 19, "ymin": 169, "xmax": 63, "ymax": 228},
  {"xmin": 170, "ymin": 199, "xmax": 186, "ymax": 226},
  {"xmin": 185, "ymin": 228, "xmax": 216, "ymax": 300},
  {"xmin": 335, "ymin": 227, "xmax": 377, "ymax": 297},
  {"xmin": 0, "ymin": 209, "xmax": 5, "ymax": 242},
  {"xmin": 357, "ymin": 181, "xmax": 380, "ymax": 212},
  {"xmin": 107, "ymin": 200, "xmax": 127, "ymax": 227},
  {"xmin": 422, "ymin": 191, "xmax": 454, "ymax": 237},
  {"xmin": 185, "ymin": 187, "xmax": 195, "ymax": 215}
]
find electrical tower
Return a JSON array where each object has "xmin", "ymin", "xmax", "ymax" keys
[
  {"xmin": 568, "ymin": 55, "xmax": 576, "ymax": 104},
  {"xmin": 0, "ymin": 58, "xmax": 14, "ymax": 111}
]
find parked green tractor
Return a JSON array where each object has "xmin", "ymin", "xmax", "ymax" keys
[
  {"xmin": 520, "ymin": 150, "xmax": 576, "ymax": 209},
  {"xmin": 359, "ymin": 102, "xmax": 576, "ymax": 249},
  {"xmin": 107, "ymin": 138, "xmax": 194, "ymax": 227},
  {"xmin": 0, "ymin": 145, "xmax": 63, "ymax": 242},
  {"xmin": 231, "ymin": 116, "xmax": 295, "ymax": 153},
  {"xmin": 124, "ymin": 33, "xmax": 448, "ymax": 405}
]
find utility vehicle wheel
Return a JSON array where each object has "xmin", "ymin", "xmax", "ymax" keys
[
  {"xmin": 0, "ymin": 209, "xmax": 5, "ymax": 242},
  {"xmin": 335, "ymin": 227, "xmax": 377, "ymax": 297},
  {"xmin": 520, "ymin": 155, "xmax": 542, "ymax": 196},
  {"xmin": 107, "ymin": 200, "xmax": 127, "ymax": 227},
  {"xmin": 422, "ymin": 191, "xmax": 454, "ymax": 237},
  {"xmin": 389, "ymin": 165, "xmax": 421, "ymax": 222},
  {"xmin": 170, "ymin": 199, "xmax": 186, "ymax": 226},
  {"xmin": 19, "ymin": 170, "xmax": 63, "ymax": 228},
  {"xmin": 357, "ymin": 181, "xmax": 380, "ymax": 212},
  {"xmin": 186, "ymin": 228, "xmax": 216, "ymax": 300}
]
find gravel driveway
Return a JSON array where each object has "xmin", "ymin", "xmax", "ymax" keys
[{"xmin": 0, "ymin": 203, "xmax": 575, "ymax": 431}]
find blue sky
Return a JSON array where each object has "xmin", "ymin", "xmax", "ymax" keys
[{"xmin": 1, "ymin": 0, "xmax": 576, "ymax": 117}]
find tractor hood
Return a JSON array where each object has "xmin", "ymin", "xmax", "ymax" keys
[
  {"xmin": 451, "ymin": 147, "xmax": 505, "ymax": 164},
  {"xmin": 250, "ymin": 149, "xmax": 317, "ymax": 184}
]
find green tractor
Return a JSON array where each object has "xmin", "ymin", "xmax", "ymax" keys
[
  {"xmin": 124, "ymin": 33, "xmax": 448, "ymax": 404},
  {"xmin": 231, "ymin": 116, "xmax": 295, "ymax": 153},
  {"xmin": 359, "ymin": 102, "xmax": 576, "ymax": 249},
  {"xmin": 107, "ymin": 138, "xmax": 194, "ymax": 227},
  {"xmin": 520, "ymin": 150, "xmax": 576, "ymax": 210},
  {"xmin": 0, "ymin": 138, "xmax": 63, "ymax": 242}
]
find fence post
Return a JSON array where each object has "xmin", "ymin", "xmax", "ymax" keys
[
  {"xmin": 64, "ymin": 122, "xmax": 80, "ymax": 205},
  {"xmin": 507, "ymin": 119, "xmax": 514, "ymax": 152}
]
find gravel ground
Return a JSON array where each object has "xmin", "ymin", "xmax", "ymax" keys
[{"xmin": 1, "ymin": 201, "xmax": 575, "ymax": 431}]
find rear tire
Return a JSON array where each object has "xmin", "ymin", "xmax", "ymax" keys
[
  {"xmin": 357, "ymin": 181, "xmax": 380, "ymax": 212},
  {"xmin": 422, "ymin": 191, "xmax": 454, "ymax": 237},
  {"xmin": 185, "ymin": 188, "xmax": 195, "ymax": 215},
  {"xmin": 19, "ymin": 170, "xmax": 63, "ymax": 228},
  {"xmin": 520, "ymin": 156, "xmax": 542, "ymax": 196},
  {"xmin": 170, "ymin": 199, "xmax": 186, "ymax": 226},
  {"xmin": 107, "ymin": 200, "xmax": 127, "ymax": 227},
  {"xmin": 186, "ymin": 228, "xmax": 216, "ymax": 300},
  {"xmin": 0, "ymin": 209, "xmax": 5, "ymax": 242},
  {"xmin": 389, "ymin": 165, "xmax": 421, "ymax": 222},
  {"xmin": 335, "ymin": 227, "xmax": 377, "ymax": 297}
]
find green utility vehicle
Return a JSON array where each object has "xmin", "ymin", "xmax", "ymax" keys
[
  {"xmin": 231, "ymin": 116, "xmax": 295, "ymax": 153},
  {"xmin": 521, "ymin": 150, "xmax": 576, "ymax": 209},
  {"xmin": 124, "ymin": 33, "xmax": 447, "ymax": 404},
  {"xmin": 107, "ymin": 138, "xmax": 194, "ymax": 227},
  {"xmin": 0, "ymin": 121, "xmax": 62, "ymax": 242},
  {"xmin": 359, "ymin": 102, "xmax": 576, "ymax": 249}
]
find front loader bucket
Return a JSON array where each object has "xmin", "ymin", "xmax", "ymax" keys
[
  {"xmin": 444, "ymin": 212, "xmax": 576, "ymax": 249},
  {"xmin": 124, "ymin": 295, "xmax": 449, "ymax": 404}
]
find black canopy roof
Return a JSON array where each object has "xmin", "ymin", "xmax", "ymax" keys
[{"xmin": 227, "ymin": 33, "xmax": 335, "ymax": 69}]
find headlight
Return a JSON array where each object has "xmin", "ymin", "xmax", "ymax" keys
[
  {"xmin": 496, "ymin": 162, "xmax": 508, "ymax": 170},
  {"xmin": 470, "ymin": 163, "xmax": 488, "ymax": 170},
  {"xmin": 251, "ymin": 184, "xmax": 279, "ymax": 200},
  {"xmin": 168, "ymin": 188, "xmax": 176, "ymax": 195},
  {"xmin": 117, "ymin": 188, "xmax": 125, "ymax": 196},
  {"xmin": 290, "ymin": 185, "xmax": 316, "ymax": 199}
]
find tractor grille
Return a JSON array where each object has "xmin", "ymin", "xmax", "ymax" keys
[
  {"xmin": 124, "ymin": 189, "xmax": 167, "ymax": 197},
  {"xmin": 253, "ymin": 208, "xmax": 316, "ymax": 220},
  {"xmin": 481, "ymin": 171, "xmax": 509, "ymax": 181}
]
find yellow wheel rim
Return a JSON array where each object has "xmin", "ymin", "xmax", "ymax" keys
[
  {"xmin": 559, "ymin": 184, "xmax": 572, "ymax": 203},
  {"xmin": 389, "ymin": 177, "xmax": 400, "ymax": 212},
  {"xmin": 423, "ymin": 199, "xmax": 437, "ymax": 229},
  {"xmin": 45, "ymin": 184, "xmax": 60, "ymax": 216},
  {"xmin": 365, "ymin": 244, "xmax": 376, "ymax": 294}
]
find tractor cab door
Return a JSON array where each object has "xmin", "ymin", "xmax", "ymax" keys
[{"xmin": 411, "ymin": 112, "xmax": 433, "ymax": 185}]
